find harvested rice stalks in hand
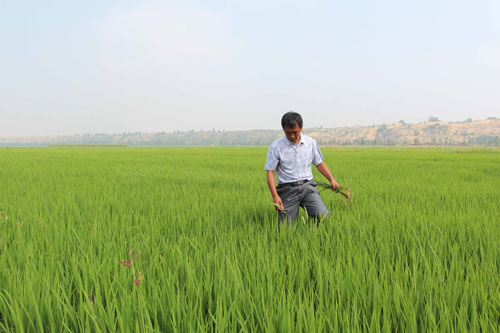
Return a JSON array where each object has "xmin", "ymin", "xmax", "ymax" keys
[
  {"xmin": 316, "ymin": 181, "xmax": 352, "ymax": 202},
  {"xmin": 271, "ymin": 203, "xmax": 285, "ymax": 211}
]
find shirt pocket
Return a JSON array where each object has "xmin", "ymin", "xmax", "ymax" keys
[{"xmin": 279, "ymin": 150, "xmax": 295, "ymax": 170}]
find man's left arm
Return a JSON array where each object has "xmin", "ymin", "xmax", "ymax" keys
[
  {"xmin": 311, "ymin": 139, "xmax": 339, "ymax": 191},
  {"xmin": 315, "ymin": 162, "xmax": 339, "ymax": 191}
]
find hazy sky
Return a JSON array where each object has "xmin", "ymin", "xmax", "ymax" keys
[{"xmin": 1, "ymin": 0, "xmax": 499, "ymax": 136}]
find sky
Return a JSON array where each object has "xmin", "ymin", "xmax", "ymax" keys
[{"xmin": 1, "ymin": 0, "xmax": 499, "ymax": 136}]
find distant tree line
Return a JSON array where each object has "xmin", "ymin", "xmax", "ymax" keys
[{"xmin": 2, "ymin": 119, "xmax": 499, "ymax": 146}]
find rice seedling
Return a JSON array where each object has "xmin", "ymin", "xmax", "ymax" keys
[
  {"xmin": 316, "ymin": 181, "xmax": 352, "ymax": 202},
  {"xmin": 271, "ymin": 203, "xmax": 285, "ymax": 211}
]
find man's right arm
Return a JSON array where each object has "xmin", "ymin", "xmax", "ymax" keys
[{"xmin": 267, "ymin": 170, "xmax": 284, "ymax": 210}]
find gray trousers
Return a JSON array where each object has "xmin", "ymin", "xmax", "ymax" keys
[{"xmin": 276, "ymin": 180, "xmax": 330, "ymax": 224}]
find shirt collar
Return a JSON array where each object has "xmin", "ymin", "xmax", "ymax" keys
[{"xmin": 284, "ymin": 135, "xmax": 304, "ymax": 146}]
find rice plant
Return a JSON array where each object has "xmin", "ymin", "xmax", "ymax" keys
[{"xmin": 316, "ymin": 181, "xmax": 352, "ymax": 202}]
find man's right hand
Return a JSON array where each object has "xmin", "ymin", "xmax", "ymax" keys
[
  {"xmin": 272, "ymin": 195, "xmax": 284, "ymax": 211},
  {"xmin": 267, "ymin": 170, "xmax": 284, "ymax": 211}
]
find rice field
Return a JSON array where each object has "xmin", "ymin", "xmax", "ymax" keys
[{"xmin": 1, "ymin": 146, "xmax": 500, "ymax": 331}]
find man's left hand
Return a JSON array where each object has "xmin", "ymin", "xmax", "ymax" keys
[{"xmin": 330, "ymin": 180, "xmax": 340, "ymax": 192}]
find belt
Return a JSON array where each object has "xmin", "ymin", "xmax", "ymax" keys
[{"xmin": 278, "ymin": 179, "xmax": 310, "ymax": 188}]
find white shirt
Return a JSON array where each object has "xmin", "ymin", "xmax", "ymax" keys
[{"xmin": 264, "ymin": 135, "xmax": 324, "ymax": 184}]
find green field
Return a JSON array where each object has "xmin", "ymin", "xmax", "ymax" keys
[{"xmin": 1, "ymin": 147, "xmax": 500, "ymax": 331}]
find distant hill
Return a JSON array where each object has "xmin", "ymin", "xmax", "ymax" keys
[{"xmin": 1, "ymin": 119, "xmax": 499, "ymax": 146}]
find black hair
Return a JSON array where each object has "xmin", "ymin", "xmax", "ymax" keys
[{"xmin": 281, "ymin": 111, "xmax": 303, "ymax": 129}]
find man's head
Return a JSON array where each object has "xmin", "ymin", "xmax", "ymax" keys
[{"xmin": 281, "ymin": 112, "xmax": 303, "ymax": 144}]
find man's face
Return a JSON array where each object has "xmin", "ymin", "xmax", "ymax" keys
[{"xmin": 283, "ymin": 124, "xmax": 302, "ymax": 144}]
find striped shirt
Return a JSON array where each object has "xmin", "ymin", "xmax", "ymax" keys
[{"xmin": 264, "ymin": 135, "xmax": 324, "ymax": 184}]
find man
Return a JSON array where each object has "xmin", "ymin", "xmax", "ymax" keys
[{"xmin": 265, "ymin": 112, "xmax": 339, "ymax": 223}]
